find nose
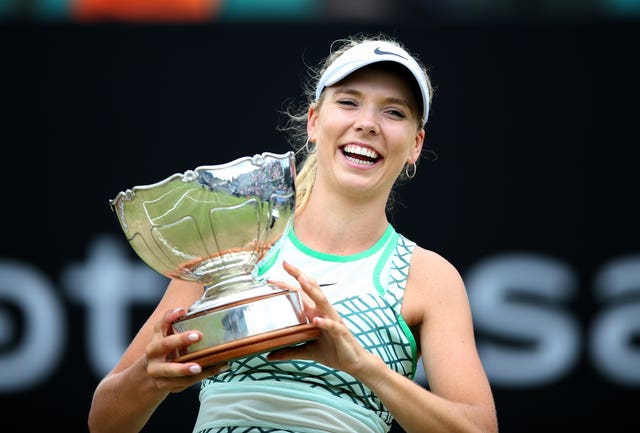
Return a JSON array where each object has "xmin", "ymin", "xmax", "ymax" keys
[{"xmin": 354, "ymin": 109, "xmax": 380, "ymax": 135}]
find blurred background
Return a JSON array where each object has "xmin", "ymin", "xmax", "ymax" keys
[{"xmin": 2, "ymin": 1, "xmax": 639, "ymax": 432}]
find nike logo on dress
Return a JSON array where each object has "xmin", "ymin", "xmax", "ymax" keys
[{"xmin": 374, "ymin": 47, "xmax": 407, "ymax": 60}]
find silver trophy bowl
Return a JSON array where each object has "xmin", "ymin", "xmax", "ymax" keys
[{"xmin": 110, "ymin": 151, "xmax": 319, "ymax": 366}]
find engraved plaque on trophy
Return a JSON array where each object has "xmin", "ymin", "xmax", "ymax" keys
[{"xmin": 110, "ymin": 151, "xmax": 320, "ymax": 367}]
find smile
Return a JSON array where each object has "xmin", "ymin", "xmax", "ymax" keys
[{"xmin": 342, "ymin": 144, "xmax": 380, "ymax": 166}]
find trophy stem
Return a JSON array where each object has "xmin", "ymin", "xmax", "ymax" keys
[
  {"xmin": 193, "ymin": 273, "xmax": 284, "ymax": 313},
  {"xmin": 202, "ymin": 271, "xmax": 259, "ymax": 299}
]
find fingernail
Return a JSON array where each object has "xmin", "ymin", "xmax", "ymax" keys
[
  {"xmin": 188, "ymin": 332, "xmax": 199, "ymax": 341},
  {"xmin": 189, "ymin": 364, "xmax": 202, "ymax": 374}
]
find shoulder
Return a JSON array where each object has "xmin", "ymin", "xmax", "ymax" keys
[
  {"xmin": 409, "ymin": 245, "xmax": 464, "ymax": 289},
  {"xmin": 402, "ymin": 245, "xmax": 468, "ymax": 326}
]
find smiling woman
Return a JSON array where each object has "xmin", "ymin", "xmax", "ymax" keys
[{"xmin": 87, "ymin": 33, "xmax": 498, "ymax": 433}]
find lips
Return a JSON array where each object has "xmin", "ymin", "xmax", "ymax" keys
[{"xmin": 341, "ymin": 144, "xmax": 380, "ymax": 166}]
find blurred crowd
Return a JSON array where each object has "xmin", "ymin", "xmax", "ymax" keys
[{"xmin": 1, "ymin": 0, "xmax": 639, "ymax": 22}]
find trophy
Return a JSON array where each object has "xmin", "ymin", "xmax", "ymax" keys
[{"xmin": 109, "ymin": 151, "xmax": 320, "ymax": 367}]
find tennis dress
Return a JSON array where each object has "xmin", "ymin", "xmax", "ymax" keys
[{"xmin": 192, "ymin": 224, "xmax": 419, "ymax": 433}]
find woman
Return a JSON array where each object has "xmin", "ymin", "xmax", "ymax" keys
[{"xmin": 88, "ymin": 33, "xmax": 498, "ymax": 433}]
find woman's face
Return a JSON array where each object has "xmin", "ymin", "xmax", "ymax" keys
[{"xmin": 308, "ymin": 65, "xmax": 425, "ymax": 200}]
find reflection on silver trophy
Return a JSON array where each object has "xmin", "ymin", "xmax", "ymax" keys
[{"xmin": 109, "ymin": 151, "xmax": 320, "ymax": 366}]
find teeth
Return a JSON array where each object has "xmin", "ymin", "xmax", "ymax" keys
[
  {"xmin": 343, "ymin": 144, "xmax": 379, "ymax": 160},
  {"xmin": 345, "ymin": 155, "xmax": 373, "ymax": 165}
]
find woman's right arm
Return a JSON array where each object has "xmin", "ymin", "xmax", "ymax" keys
[{"xmin": 87, "ymin": 279, "xmax": 225, "ymax": 433}]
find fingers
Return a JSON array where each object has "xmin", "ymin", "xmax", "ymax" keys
[
  {"xmin": 146, "ymin": 308, "xmax": 233, "ymax": 388},
  {"xmin": 267, "ymin": 277, "xmax": 301, "ymax": 294},
  {"xmin": 310, "ymin": 315, "xmax": 349, "ymax": 339},
  {"xmin": 146, "ymin": 330, "xmax": 199, "ymax": 371},
  {"xmin": 184, "ymin": 361, "xmax": 230, "ymax": 380},
  {"xmin": 152, "ymin": 307, "xmax": 185, "ymax": 340},
  {"xmin": 147, "ymin": 359, "xmax": 231, "ymax": 393},
  {"xmin": 281, "ymin": 260, "xmax": 304, "ymax": 282},
  {"xmin": 149, "ymin": 308, "xmax": 196, "ymax": 360},
  {"xmin": 282, "ymin": 261, "xmax": 338, "ymax": 319}
]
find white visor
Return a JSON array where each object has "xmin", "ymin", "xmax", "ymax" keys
[{"xmin": 315, "ymin": 40, "xmax": 430, "ymax": 126}]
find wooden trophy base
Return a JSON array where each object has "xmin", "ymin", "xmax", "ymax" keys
[{"xmin": 174, "ymin": 323, "xmax": 321, "ymax": 367}]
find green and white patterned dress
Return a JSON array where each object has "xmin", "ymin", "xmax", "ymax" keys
[{"xmin": 193, "ymin": 224, "xmax": 419, "ymax": 433}]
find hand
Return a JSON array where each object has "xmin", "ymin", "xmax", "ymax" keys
[
  {"xmin": 144, "ymin": 308, "xmax": 229, "ymax": 393},
  {"xmin": 267, "ymin": 261, "xmax": 371, "ymax": 376}
]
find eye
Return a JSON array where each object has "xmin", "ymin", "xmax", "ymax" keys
[
  {"xmin": 336, "ymin": 98, "xmax": 358, "ymax": 107},
  {"xmin": 384, "ymin": 107, "xmax": 407, "ymax": 119}
]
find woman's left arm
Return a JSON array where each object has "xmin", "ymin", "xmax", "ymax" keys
[
  {"xmin": 268, "ymin": 255, "xmax": 498, "ymax": 433},
  {"xmin": 363, "ymin": 247, "xmax": 498, "ymax": 433}
]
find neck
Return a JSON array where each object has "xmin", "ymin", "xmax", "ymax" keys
[{"xmin": 294, "ymin": 185, "xmax": 390, "ymax": 255}]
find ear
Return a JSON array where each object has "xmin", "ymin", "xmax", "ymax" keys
[
  {"xmin": 408, "ymin": 128, "xmax": 425, "ymax": 164},
  {"xmin": 307, "ymin": 105, "xmax": 318, "ymax": 142}
]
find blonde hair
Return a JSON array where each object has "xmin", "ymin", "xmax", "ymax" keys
[{"xmin": 278, "ymin": 33, "xmax": 433, "ymax": 215}]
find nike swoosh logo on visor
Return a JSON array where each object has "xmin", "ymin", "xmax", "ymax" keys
[{"xmin": 374, "ymin": 47, "xmax": 407, "ymax": 60}]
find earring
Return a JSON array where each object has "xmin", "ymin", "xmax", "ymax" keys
[
  {"xmin": 405, "ymin": 162, "xmax": 417, "ymax": 179},
  {"xmin": 295, "ymin": 138, "xmax": 314, "ymax": 157},
  {"xmin": 305, "ymin": 138, "xmax": 316, "ymax": 154}
]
